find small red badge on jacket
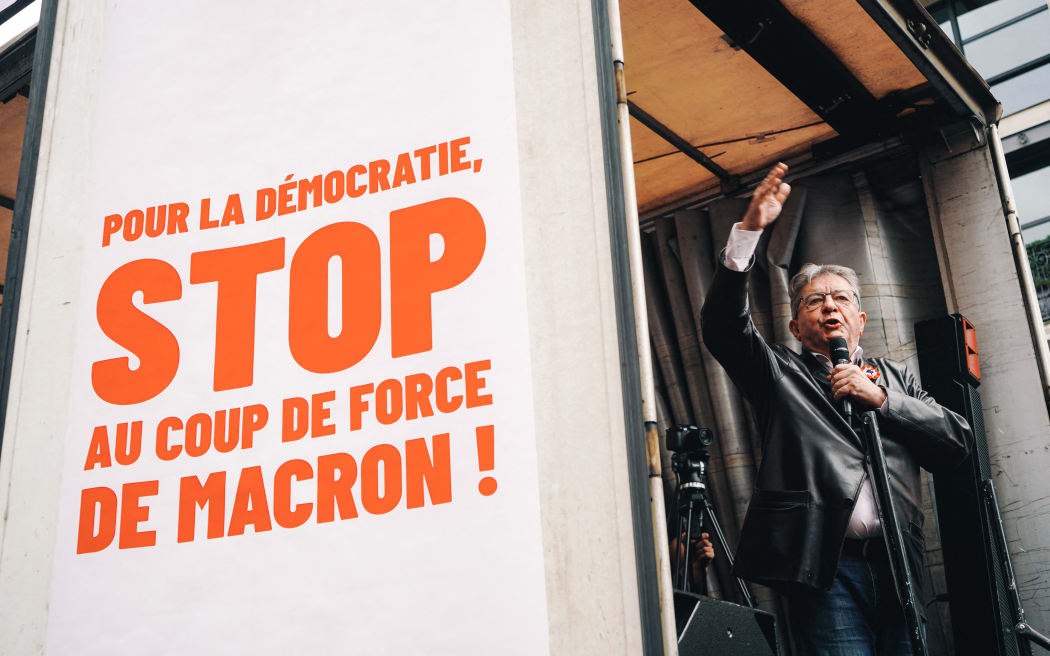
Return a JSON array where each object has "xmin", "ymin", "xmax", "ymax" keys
[{"xmin": 862, "ymin": 364, "xmax": 881, "ymax": 383}]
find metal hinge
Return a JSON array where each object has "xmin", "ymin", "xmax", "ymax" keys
[{"xmin": 906, "ymin": 18, "xmax": 932, "ymax": 49}]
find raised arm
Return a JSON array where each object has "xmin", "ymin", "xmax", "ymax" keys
[{"xmin": 701, "ymin": 163, "xmax": 791, "ymax": 400}]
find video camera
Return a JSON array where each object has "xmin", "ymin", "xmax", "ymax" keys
[{"xmin": 666, "ymin": 425, "xmax": 713, "ymax": 454}]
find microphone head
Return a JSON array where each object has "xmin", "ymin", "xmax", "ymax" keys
[{"xmin": 829, "ymin": 337, "xmax": 850, "ymax": 366}]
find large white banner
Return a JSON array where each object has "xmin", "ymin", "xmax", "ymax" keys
[{"xmin": 46, "ymin": 2, "xmax": 549, "ymax": 653}]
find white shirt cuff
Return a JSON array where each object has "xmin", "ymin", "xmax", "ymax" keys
[{"xmin": 723, "ymin": 222, "xmax": 763, "ymax": 271}]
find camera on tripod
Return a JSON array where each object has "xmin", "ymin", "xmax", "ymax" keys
[
  {"xmin": 667, "ymin": 425, "xmax": 713, "ymax": 452},
  {"xmin": 666, "ymin": 424, "xmax": 754, "ymax": 607},
  {"xmin": 667, "ymin": 425, "xmax": 713, "ymax": 502}
]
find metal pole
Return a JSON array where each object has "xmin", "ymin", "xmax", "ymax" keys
[
  {"xmin": 987, "ymin": 123, "xmax": 1050, "ymax": 410},
  {"xmin": 606, "ymin": 1, "xmax": 679, "ymax": 652},
  {"xmin": 862, "ymin": 412, "xmax": 928, "ymax": 656}
]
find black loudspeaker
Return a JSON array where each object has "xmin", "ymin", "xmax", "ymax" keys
[
  {"xmin": 674, "ymin": 591, "xmax": 778, "ymax": 655},
  {"xmin": 915, "ymin": 315, "xmax": 1029, "ymax": 656}
]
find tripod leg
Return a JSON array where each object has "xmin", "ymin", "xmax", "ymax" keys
[
  {"xmin": 683, "ymin": 499, "xmax": 696, "ymax": 593},
  {"xmin": 702, "ymin": 495, "xmax": 756, "ymax": 608},
  {"xmin": 671, "ymin": 488, "xmax": 685, "ymax": 590}
]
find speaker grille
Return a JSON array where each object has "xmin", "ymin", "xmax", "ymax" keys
[
  {"xmin": 967, "ymin": 385, "xmax": 990, "ymax": 480},
  {"xmin": 675, "ymin": 592, "xmax": 778, "ymax": 656}
]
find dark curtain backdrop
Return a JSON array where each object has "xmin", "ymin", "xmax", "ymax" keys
[{"xmin": 644, "ymin": 151, "xmax": 957, "ymax": 654}]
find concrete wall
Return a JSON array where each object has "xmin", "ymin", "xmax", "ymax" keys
[
  {"xmin": 511, "ymin": 0, "xmax": 647, "ymax": 653},
  {"xmin": 922, "ymin": 143, "xmax": 1050, "ymax": 630},
  {"xmin": 0, "ymin": 1, "xmax": 100, "ymax": 652}
]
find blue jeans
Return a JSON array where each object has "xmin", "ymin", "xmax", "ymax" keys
[{"xmin": 785, "ymin": 553, "xmax": 922, "ymax": 655}]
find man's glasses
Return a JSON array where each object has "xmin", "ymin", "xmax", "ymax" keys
[{"xmin": 797, "ymin": 290, "xmax": 858, "ymax": 315}]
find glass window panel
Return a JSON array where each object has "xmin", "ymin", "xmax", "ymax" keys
[
  {"xmin": 957, "ymin": 0, "xmax": 1046, "ymax": 39},
  {"xmin": 1016, "ymin": 165, "xmax": 1050, "ymax": 245},
  {"xmin": 963, "ymin": 11, "xmax": 1050, "ymax": 78},
  {"xmin": 926, "ymin": 2, "xmax": 958, "ymax": 42},
  {"xmin": 1026, "ymin": 228, "xmax": 1050, "ymax": 322},
  {"xmin": 1024, "ymin": 222, "xmax": 1050, "ymax": 244},
  {"xmin": 991, "ymin": 62, "xmax": 1050, "ymax": 115},
  {"xmin": 937, "ymin": 19, "xmax": 954, "ymax": 41}
]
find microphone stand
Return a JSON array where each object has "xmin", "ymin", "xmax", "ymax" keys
[
  {"xmin": 830, "ymin": 337, "xmax": 925, "ymax": 654},
  {"xmin": 860, "ymin": 410, "xmax": 929, "ymax": 656}
]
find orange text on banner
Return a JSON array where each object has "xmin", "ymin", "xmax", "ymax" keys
[{"xmin": 91, "ymin": 197, "xmax": 486, "ymax": 405}]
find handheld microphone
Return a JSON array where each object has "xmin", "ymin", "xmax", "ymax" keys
[{"xmin": 829, "ymin": 337, "xmax": 852, "ymax": 421}]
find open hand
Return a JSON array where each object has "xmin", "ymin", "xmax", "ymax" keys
[{"xmin": 741, "ymin": 162, "xmax": 791, "ymax": 231}]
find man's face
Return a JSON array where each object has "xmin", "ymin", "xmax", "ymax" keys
[{"xmin": 788, "ymin": 273, "xmax": 866, "ymax": 357}]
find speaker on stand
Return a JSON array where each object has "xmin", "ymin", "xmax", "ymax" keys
[{"xmin": 916, "ymin": 314, "xmax": 1045, "ymax": 655}]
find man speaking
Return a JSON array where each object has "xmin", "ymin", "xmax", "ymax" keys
[{"xmin": 701, "ymin": 162, "xmax": 971, "ymax": 654}]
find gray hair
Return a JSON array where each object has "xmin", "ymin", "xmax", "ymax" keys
[{"xmin": 789, "ymin": 263, "xmax": 862, "ymax": 319}]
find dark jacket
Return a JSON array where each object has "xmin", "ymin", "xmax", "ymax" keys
[{"xmin": 700, "ymin": 263, "xmax": 971, "ymax": 598}]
